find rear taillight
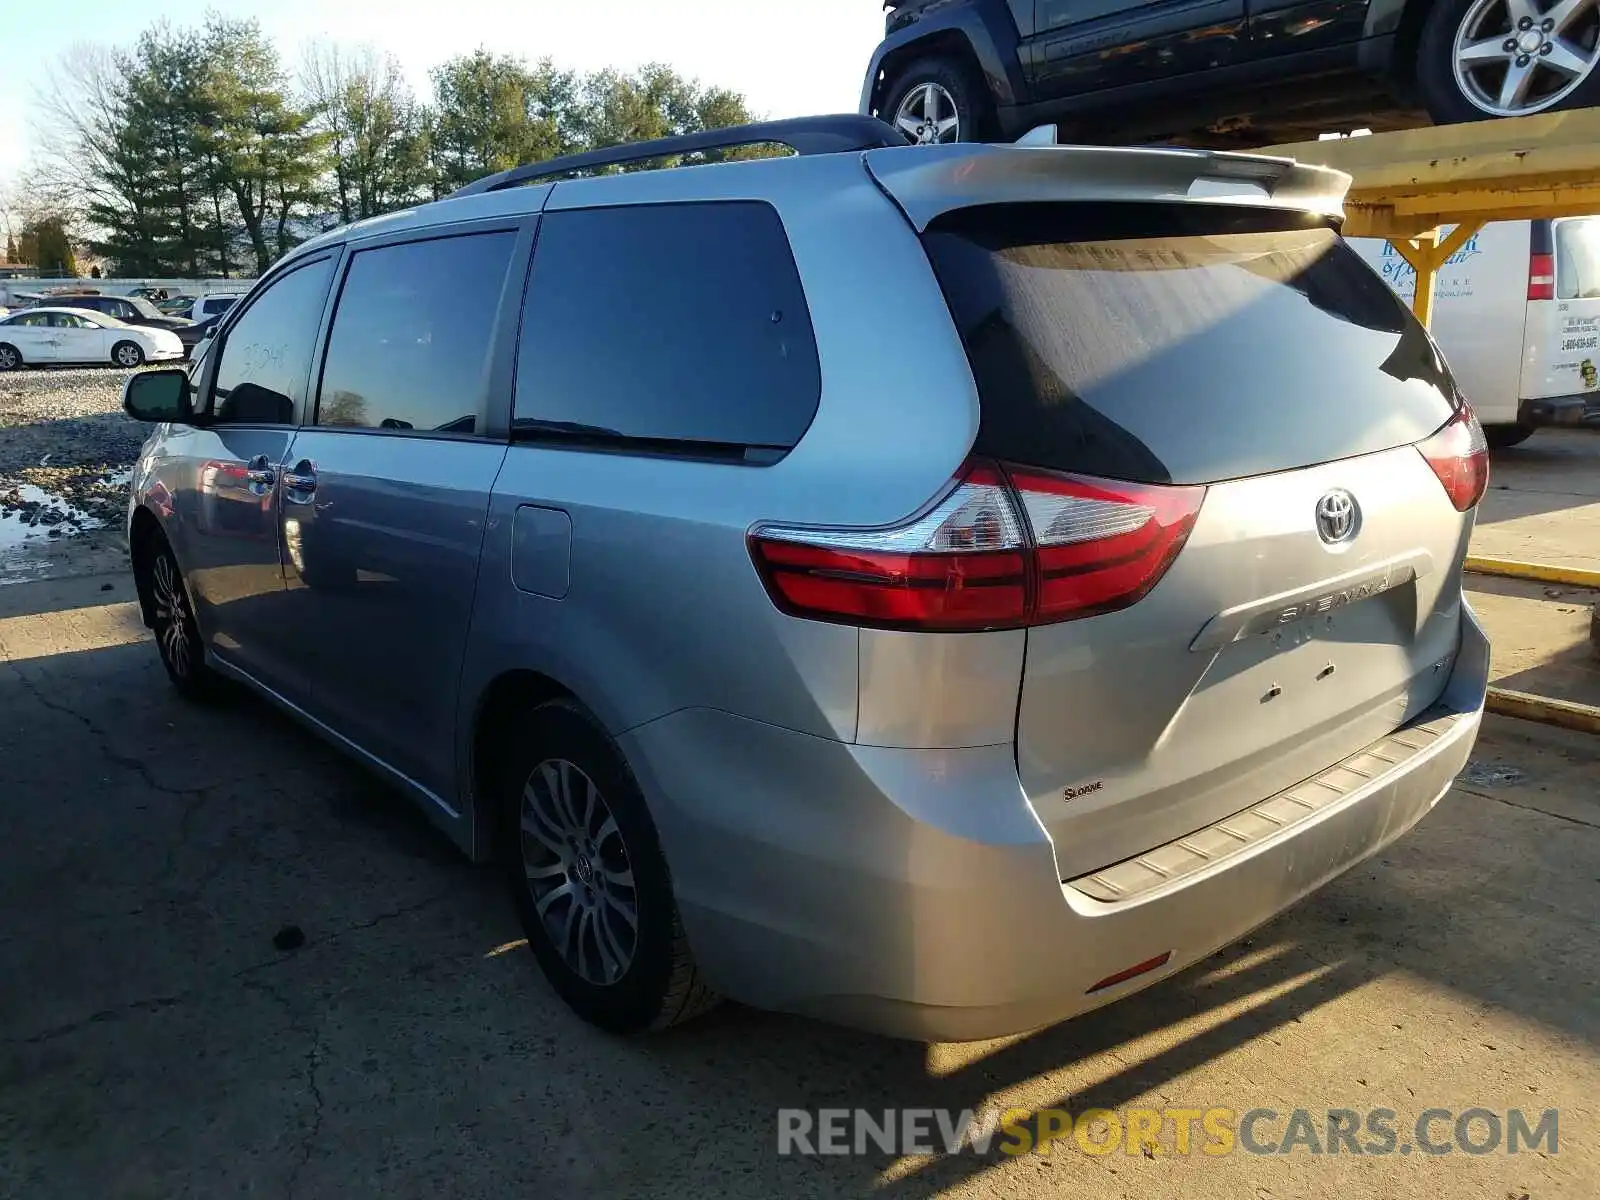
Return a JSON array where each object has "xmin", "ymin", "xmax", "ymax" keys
[
  {"xmin": 1417, "ymin": 406, "xmax": 1489, "ymax": 512},
  {"xmin": 1006, "ymin": 467, "xmax": 1207, "ymax": 623},
  {"xmin": 1528, "ymin": 251, "xmax": 1555, "ymax": 301},
  {"xmin": 749, "ymin": 459, "xmax": 1205, "ymax": 632}
]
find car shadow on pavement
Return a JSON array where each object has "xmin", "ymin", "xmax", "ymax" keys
[
  {"xmin": 1477, "ymin": 429, "xmax": 1600, "ymax": 529},
  {"xmin": 3, "ymin": 604, "xmax": 1597, "ymax": 1198}
]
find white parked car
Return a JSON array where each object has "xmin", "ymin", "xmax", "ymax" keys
[
  {"xmin": 0, "ymin": 306, "xmax": 186, "ymax": 370},
  {"xmin": 187, "ymin": 293, "xmax": 242, "ymax": 322},
  {"xmin": 1350, "ymin": 217, "xmax": 1600, "ymax": 447}
]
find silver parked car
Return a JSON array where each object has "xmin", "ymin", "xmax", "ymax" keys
[{"xmin": 122, "ymin": 115, "xmax": 1491, "ymax": 1042}]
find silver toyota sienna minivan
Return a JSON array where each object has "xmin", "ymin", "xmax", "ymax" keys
[{"xmin": 122, "ymin": 115, "xmax": 1491, "ymax": 1041}]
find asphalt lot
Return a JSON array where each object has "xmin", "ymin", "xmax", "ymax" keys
[{"xmin": 1, "ymin": 409, "xmax": 1597, "ymax": 1197}]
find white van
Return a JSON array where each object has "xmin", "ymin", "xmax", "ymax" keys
[{"xmin": 1350, "ymin": 218, "xmax": 1600, "ymax": 447}]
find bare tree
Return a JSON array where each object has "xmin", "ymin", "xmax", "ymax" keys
[
  {"xmin": 27, "ymin": 42, "xmax": 130, "ymax": 234},
  {"xmin": 301, "ymin": 39, "xmax": 427, "ymax": 224}
]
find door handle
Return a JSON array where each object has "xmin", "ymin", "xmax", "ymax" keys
[
  {"xmin": 282, "ymin": 459, "xmax": 318, "ymax": 504},
  {"xmin": 244, "ymin": 454, "xmax": 276, "ymax": 494}
]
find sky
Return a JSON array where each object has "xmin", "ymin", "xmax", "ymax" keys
[{"xmin": 0, "ymin": 0, "xmax": 888, "ymax": 192}]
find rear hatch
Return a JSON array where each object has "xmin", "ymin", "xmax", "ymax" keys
[{"xmin": 916, "ymin": 200, "xmax": 1482, "ymax": 878}]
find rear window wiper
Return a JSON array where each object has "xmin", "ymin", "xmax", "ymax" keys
[{"xmin": 511, "ymin": 418, "xmax": 787, "ymax": 465}]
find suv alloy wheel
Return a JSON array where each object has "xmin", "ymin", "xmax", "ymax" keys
[{"xmin": 1419, "ymin": 0, "xmax": 1600, "ymax": 121}]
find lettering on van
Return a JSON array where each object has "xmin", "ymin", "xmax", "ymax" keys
[
  {"xmin": 1272, "ymin": 576, "xmax": 1391, "ymax": 625},
  {"xmin": 1375, "ymin": 234, "xmax": 1482, "ymax": 301},
  {"xmin": 1561, "ymin": 314, "xmax": 1599, "ymax": 353}
]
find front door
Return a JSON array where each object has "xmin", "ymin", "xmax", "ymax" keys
[
  {"xmin": 1028, "ymin": 0, "xmax": 1247, "ymax": 99},
  {"xmin": 50, "ymin": 312, "xmax": 110, "ymax": 363},
  {"xmin": 283, "ymin": 225, "xmax": 524, "ymax": 799},
  {"xmin": 168, "ymin": 254, "xmax": 337, "ymax": 704}
]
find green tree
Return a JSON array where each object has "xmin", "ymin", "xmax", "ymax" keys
[
  {"xmin": 202, "ymin": 17, "xmax": 328, "ymax": 274},
  {"xmin": 303, "ymin": 42, "xmax": 431, "ymax": 222},
  {"xmin": 427, "ymin": 50, "xmax": 577, "ymax": 192},
  {"xmin": 4, "ymin": 233, "xmax": 16, "ymax": 263},
  {"xmin": 128, "ymin": 25, "xmax": 213, "ymax": 275},
  {"xmin": 24, "ymin": 216, "xmax": 77, "ymax": 275},
  {"xmin": 573, "ymin": 64, "xmax": 757, "ymax": 170}
]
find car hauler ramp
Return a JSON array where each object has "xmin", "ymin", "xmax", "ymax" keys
[{"xmin": 1263, "ymin": 107, "xmax": 1600, "ymax": 328}]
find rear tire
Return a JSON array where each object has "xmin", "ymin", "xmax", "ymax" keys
[
  {"xmin": 882, "ymin": 55, "xmax": 994, "ymax": 144},
  {"xmin": 1417, "ymin": 0, "xmax": 1600, "ymax": 124},
  {"xmin": 1485, "ymin": 422, "xmax": 1535, "ymax": 448},
  {"xmin": 112, "ymin": 341, "xmax": 145, "ymax": 369},
  {"xmin": 134, "ymin": 533, "xmax": 223, "ymax": 702},
  {"xmin": 500, "ymin": 699, "xmax": 717, "ymax": 1033},
  {"xmin": 0, "ymin": 343, "xmax": 21, "ymax": 371}
]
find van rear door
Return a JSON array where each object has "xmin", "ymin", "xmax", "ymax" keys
[{"xmin": 1520, "ymin": 216, "xmax": 1600, "ymax": 425}]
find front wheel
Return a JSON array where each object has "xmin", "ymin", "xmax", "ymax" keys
[
  {"xmin": 113, "ymin": 340, "xmax": 146, "ymax": 369},
  {"xmin": 1417, "ymin": 0, "xmax": 1600, "ymax": 123},
  {"xmin": 0, "ymin": 343, "xmax": 21, "ymax": 371},
  {"xmin": 501, "ymin": 699, "xmax": 717, "ymax": 1033},
  {"xmin": 882, "ymin": 56, "xmax": 993, "ymax": 145}
]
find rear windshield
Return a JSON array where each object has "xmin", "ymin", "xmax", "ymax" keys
[{"xmin": 922, "ymin": 205, "xmax": 1459, "ymax": 485}]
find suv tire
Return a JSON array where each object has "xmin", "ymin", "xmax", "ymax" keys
[
  {"xmin": 883, "ymin": 55, "xmax": 993, "ymax": 144},
  {"xmin": 1418, "ymin": 0, "xmax": 1600, "ymax": 123},
  {"xmin": 500, "ymin": 699, "xmax": 718, "ymax": 1033}
]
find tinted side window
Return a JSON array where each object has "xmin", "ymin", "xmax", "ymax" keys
[
  {"xmin": 315, "ymin": 232, "xmax": 515, "ymax": 434},
  {"xmin": 515, "ymin": 202, "xmax": 820, "ymax": 452},
  {"xmin": 211, "ymin": 257, "xmax": 334, "ymax": 425}
]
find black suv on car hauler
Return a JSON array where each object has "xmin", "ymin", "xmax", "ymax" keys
[{"xmin": 862, "ymin": 0, "xmax": 1600, "ymax": 146}]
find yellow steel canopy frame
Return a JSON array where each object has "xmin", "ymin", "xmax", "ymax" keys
[{"xmin": 1261, "ymin": 107, "xmax": 1600, "ymax": 327}]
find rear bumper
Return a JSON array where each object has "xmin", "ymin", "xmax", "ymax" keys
[
  {"xmin": 624, "ymin": 608, "xmax": 1489, "ymax": 1042},
  {"xmin": 1520, "ymin": 392, "xmax": 1600, "ymax": 427}
]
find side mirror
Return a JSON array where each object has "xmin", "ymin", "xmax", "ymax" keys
[
  {"xmin": 123, "ymin": 368, "xmax": 194, "ymax": 424},
  {"xmin": 201, "ymin": 324, "xmax": 216, "ymax": 339}
]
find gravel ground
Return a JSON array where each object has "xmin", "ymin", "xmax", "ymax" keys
[{"xmin": 0, "ymin": 365, "xmax": 153, "ymax": 539}]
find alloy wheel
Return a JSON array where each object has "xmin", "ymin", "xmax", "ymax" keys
[
  {"xmin": 1452, "ymin": 0, "xmax": 1600, "ymax": 116},
  {"xmin": 894, "ymin": 82, "xmax": 961, "ymax": 145},
  {"xmin": 0, "ymin": 346, "xmax": 17, "ymax": 370},
  {"xmin": 519, "ymin": 758, "xmax": 639, "ymax": 986},
  {"xmin": 150, "ymin": 551, "xmax": 193, "ymax": 679},
  {"xmin": 117, "ymin": 344, "xmax": 143, "ymax": 368}
]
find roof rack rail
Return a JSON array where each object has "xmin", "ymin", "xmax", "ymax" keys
[{"xmin": 448, "ymin": 114, "xmax": 910, "ymax": 199}]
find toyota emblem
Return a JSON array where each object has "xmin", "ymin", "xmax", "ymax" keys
[{"xmin": 1315, "ymin": 489, "xmax": 1359, "ymax": 545}]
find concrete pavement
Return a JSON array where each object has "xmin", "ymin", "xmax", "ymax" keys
[
  {"xmin": 3, "ymin": 430, "xmax": 1599, "ymax": 1198},
  {"xmin": 1, "ymin": 569, "xmax": 1596, "ymax": 1198}
]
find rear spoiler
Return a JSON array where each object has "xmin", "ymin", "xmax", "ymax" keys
[{"xmin": 864, "ymin": 138, "xmax": 1352, "ymax": 232}]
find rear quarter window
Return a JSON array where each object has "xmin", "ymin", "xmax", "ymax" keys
[
  {"xmin": 922, "ymin": 204, "xmax": 1460, "ymax": 485},
  {"xmin": 514, "ymin": 201, "xmax": 821, "ymax": 456}
]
